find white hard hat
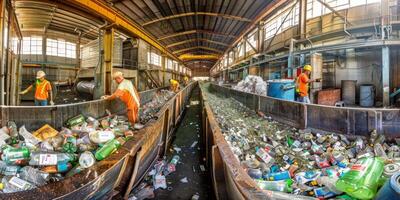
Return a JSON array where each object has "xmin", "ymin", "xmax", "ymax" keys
[
  {"xmin": 113, "ymin": 71, "xmax": 123, "ymax": 78},
  {"xmin": 36, "ymin": 70, "xmax": 46, "ymax": 79}
]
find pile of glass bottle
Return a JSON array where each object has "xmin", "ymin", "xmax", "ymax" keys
[{"xmin": 201, "ymin": 83, "xmax": 400, "ymax": 200}]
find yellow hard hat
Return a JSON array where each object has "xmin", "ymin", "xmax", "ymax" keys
[{"xmin": 304, "ymin": 65, "xmax": 312, "ymax": 71}]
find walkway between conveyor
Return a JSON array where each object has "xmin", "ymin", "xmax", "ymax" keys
[{"xmin": 154, "ymin": 86, "xmax": 212, "ymax": 199}]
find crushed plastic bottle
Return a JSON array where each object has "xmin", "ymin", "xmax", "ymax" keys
[
  {"xmin": 19, "ymin": 166, "xmax": 49, "ymax": 186},
  {"xmin": 1, "ymin": 176, "xmax": 35, "ymax": 193},
  {"xmin": 0, "ymin": 161, "xmax": 20, "ymax": 176},
  {"xmin": 89, "ymin": 130, "xmax": 115, "ymax": 144},
  {"xmin": 19, "ymin": 126, "xmax": 40, "ymax": 146},
  {"xmin": 170, "ymin": 155, "xmax": 180, "ymax": 166},
  {"xmin": 79, "ymin": 151, "xmax": 96, "ymax": 168}
]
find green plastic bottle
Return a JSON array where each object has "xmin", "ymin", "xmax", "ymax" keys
[
  {"xmin": 255, "ymin": 179, "xmax": 293, "ymax": 193},
  {"xmin": 336, "ymin": 157, "xmax": 384, "ymax": 200},
  {"xmin": 1, "ymin": 146, "xmax": 30, "ymax": 164},
  {"xmin": 66, "ymin": 114, "xmax": 86, "ymax": 127},
  {"xmin": 95, "ymin": 138, "xmax": 125, "ymax": 161}
]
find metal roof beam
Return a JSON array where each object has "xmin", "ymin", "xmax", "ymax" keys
[
  {"xmin": 159, "ymin": 29, "xmax": 236, "ymax": 41},
  {"xmin": 67, "ymin": 0, "xmax": 182, "ymax": 63},
  {"xmin": 173, "ymin": 46, "xmax": 224, "ymax": 55},
  {"xmin": 166, "ymin": 38, "xmax": 229, "ymax": 48},
  {"xmin": 142, "ymin": 12, "xmax": 252, "ymax": 26},
  {"xmin": 179, "ymin": 54, "xmax": 220, "ymax": 60}
]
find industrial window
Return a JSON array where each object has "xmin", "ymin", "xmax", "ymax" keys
[
  {"xmin": 147, "ymin": 51, "xmax": 161, "ymax": 66},
  {"xmin": 228, "ymin": 51, "xmax": 234, "ymax": 64},
  {"xmin": 57, "ymin": 39, "xmax": 66, "ymax": 57},
  {"xmin": 66, "ymin": 42, "xmax": 76, "ymax": 58},
  {"xmin": 264, "ymin": 1, "xmax": 300, "ymax": 40},
  {"xmin": 46, "ymin": 39, "xmax": 58, "ymax": 56},
  {"xmin": 46, "ymin": 39, "xmax": 76, "ymax": 58},
  {"xmin": 22, "ymin": 36, "xmax": 42, "ymax": 55},
  {"xmin": 247, "ymin": 31, "xmax": 257, "ymax": 52},
  {"xmin": 165, "ymin": 58, "xmax": 173, "ymax": 70},
  {"xmin": 10, "ymin": 37, "xmax": 19, "ymax": 53},
  {"xmin": 265, "ymin": 20, "xmax": 278, "ymax": 39},
  {"xmin": 173, "ymin": 62, "xmax": 178, "ymax": 72},
  {"xmin": 307, "ymin": 0, "xmax": 381, "ymax": 19},
  {"xmin": 222, "ymin": 56, "xmax": 228, "ymax": 68},
  {"xmin": 238, "ymin": 43, "xmax": 245, "ymax": 57}
]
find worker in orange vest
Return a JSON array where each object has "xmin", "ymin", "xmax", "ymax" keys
[
  {"xmin": 169, "ymin": 79, "xmax": 180, "ymax": 93},
  {"xmin": 102, "ymin": 71, "xmax": 140, "ymax": 125},
  {"xmin": 296, "ymin": 65, "xmax": 319, "ymax": 104},
  {"xmin": 19, "ymin": 70, "xmax": 54, "ymax": 106}
]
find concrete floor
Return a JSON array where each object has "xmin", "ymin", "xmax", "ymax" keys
[{"xmin": 154, "ymin": 86, "xmax": 212, "ymax": 200}]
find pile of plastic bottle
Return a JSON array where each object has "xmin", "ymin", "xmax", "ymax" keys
[
  {"xmin": 201, "ymin": 83, "xmax": 400, "ymax": 200},
  {"xmin": 0, "ymin": 113, "xmax": 133, "ymax": 193},
  {"xmin": 139, "ymin": 90, "xmax": 176, "ymax": 124}
]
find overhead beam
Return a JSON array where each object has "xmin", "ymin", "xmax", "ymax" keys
[
  {"xmin": 67, "ymin": 0, "xmax": 181, "ymax": 62},
  {"xmin": 142, "ymin": 12, "xmax": 252, "ymax": 26},
  {"xmin": 184, "ymin": 60, "xmax": 216, "ymax": 63},
  {"xmin": 173, "ymin": 46, "xmax": 224, "ymax": 55},
  {"xmin": 179, "ymin": 54, "xmax": 219, "ymax": 60},
  {"xmin": 212, "ymin": 0, "xmax": 290, "ymax": 70},
  {"xmin": 159, "ymin": 30, "xmax": 236, "ymax": 41},
  {"xmin": 166, "ymin": 39, "xmax": 229, "ymax": 48}
]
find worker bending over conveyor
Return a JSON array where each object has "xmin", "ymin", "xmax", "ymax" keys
[
  {"xmin": 102, "ymin": 71, "xmax": 140, "ymax": 125},
  {"xmin": 169, "ymin": 79, "xmax": 180, "ymax": 93}
]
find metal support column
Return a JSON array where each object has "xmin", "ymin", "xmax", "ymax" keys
[
  {"xmin": 0, "ymin": 0, "xmax": 6, "ymax": 105},
  {"xmin": 299, "ymin": 0, "xmax": 307, "ymax": 39},
  {"xmin": 382, "ymin": 46, "xmax": 390, "ymax": 107},
  {"xmin": 288, "ymin": 39, "xmax": 295, "ymax": 78},
  {"xmin": 76, "ymin": 36, "xmax": 81, "ymax": 78},
  {"xmin": 103, "ymin": 28, "xmax": 114, "ymax": 95},
  {"xmin": 162, "ymin": 55, "xmax": 166, "ymax": 87}
]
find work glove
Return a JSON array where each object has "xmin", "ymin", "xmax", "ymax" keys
[
  {"xmin": 19, "ymin": 91, "xmax": 26, "ymax": 95},
  {"xmin": 101, "ymin": 95, "xmax": 110, "ymax": 100},
  {"xmin": 50, "ymin": 101, "xmax": 55, "ymax": 106}
]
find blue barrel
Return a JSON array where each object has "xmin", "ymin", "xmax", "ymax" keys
[
  {"xmin": 375, "ymin": 172, "xmax": 400, "ymax": 200},
  {"xmin": 267, "ymin": 79, "xmax": 295, "ymax": 101},
  {"xmin": 360, "ymin": 84, "xmax": 375, "ymax": 107}
]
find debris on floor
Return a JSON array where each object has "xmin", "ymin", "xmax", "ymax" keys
[
  {"xmin": 201, "ymin": 83, "xmax": 400, "ymax": 200},
  {"xmin": 190, "ymin": 141, "xmax": 198, "ymax": 148},
  {"xmin": 132, "ymin": 86, "xmax": 210, "ymax": 199},
  {"xmin": 180, "ymin": 177, "xmax": 188, "ymax": 183}
]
